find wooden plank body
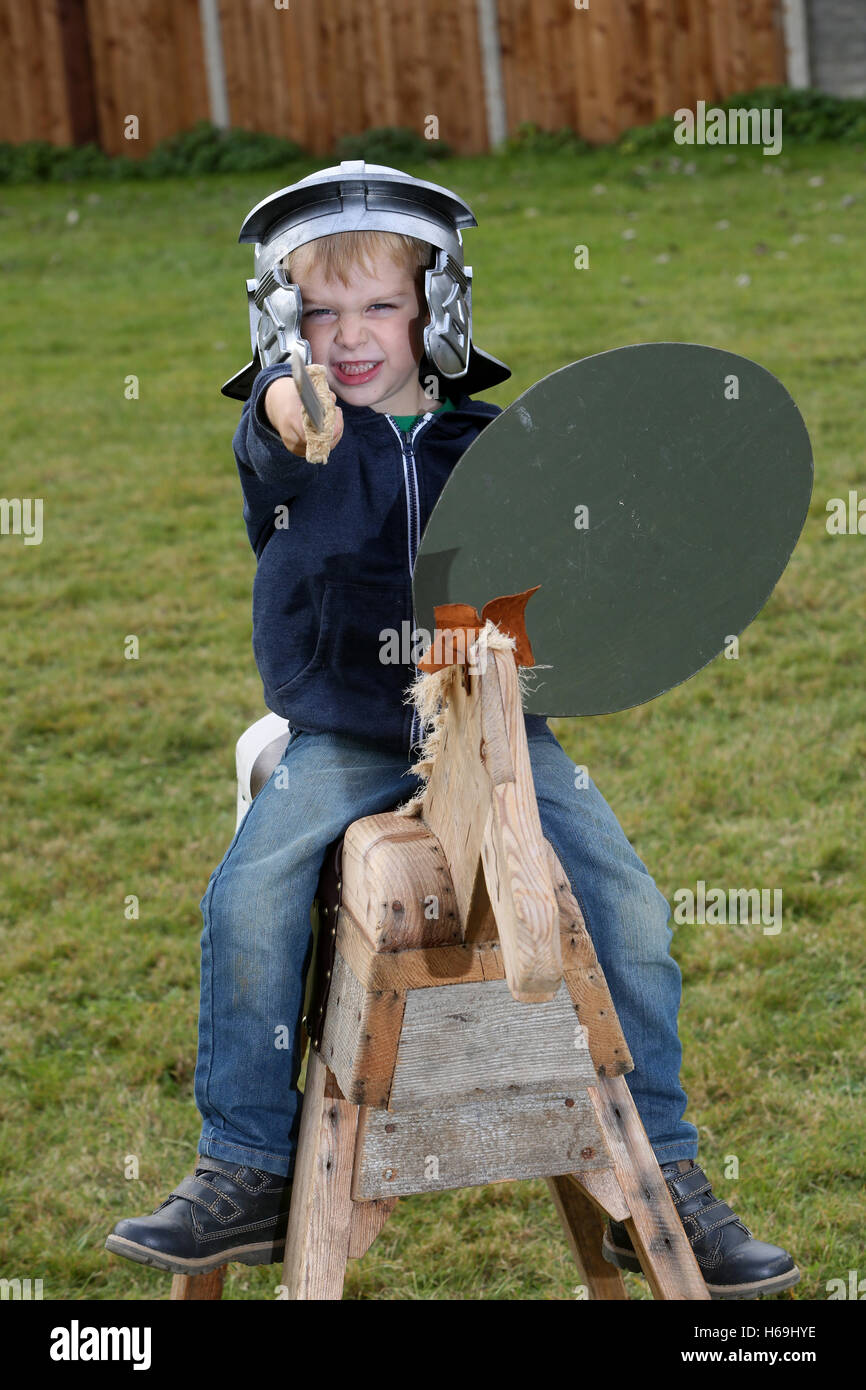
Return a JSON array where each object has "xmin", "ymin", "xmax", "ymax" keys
[
  {"xmin": 319, "ymin": 811, "xmax": 633, "ymax": 1108},
  {"xmin": 478, "ymin": 650, "xmax": 563, "ymax": 1000},
  {"xmin": 318, "ymin": 946, "xmax": 405, "ymax": 1108},
  {"xmin": 386, "ymin": 977, "xmax": 595, "ymax": 1112},
  {"xmin": 352, "ymin": 1085, "xmax": 608, "ymax": 1200}
]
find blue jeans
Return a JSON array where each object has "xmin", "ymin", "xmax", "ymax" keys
[{"xmin": 195, "ymin": 718, "xmax": 699, "ymax": 1176}]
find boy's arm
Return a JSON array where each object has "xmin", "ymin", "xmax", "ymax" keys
[{"xmin": 234, "ymin": 363, "xmax": 331, "ymax": 489}]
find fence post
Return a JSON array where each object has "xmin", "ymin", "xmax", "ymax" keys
[
  {"xmin": 780, "ymin": 0, "xmax": 811, "ymax": 88},
  {"xmin": 198, "ymin": 0, "xmax": 231, "ymax": 130},
  {"xmin": 476, "ymin": 0, "xmax": 508, "ymax": 151}
]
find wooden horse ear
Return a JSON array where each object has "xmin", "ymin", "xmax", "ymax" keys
[
  {"xmin": 418, "ymin": 602, "xmax": 483, "ymax": 673},
  {"xmin": 431, "ymin": 602, "xmax": 482, "ymax": 628},
  {"xmin": 481, "ymin": 585, "xmax": 542, "ymax": 667},
  {"xmin": 417, "ymin": 590, "xmax": 542, "ymax": 673}
]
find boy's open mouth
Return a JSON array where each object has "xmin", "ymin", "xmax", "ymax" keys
[{"xmin": 332, "ymin": 360, "xmax": 383, "ymax": 385}]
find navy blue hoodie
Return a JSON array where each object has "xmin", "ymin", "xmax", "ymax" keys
[{"xmin": 233, "ymin": 361, "xmax": 506, "ymax": 756}]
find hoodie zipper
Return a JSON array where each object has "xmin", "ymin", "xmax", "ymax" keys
[{"xmin": 385, "ymin": 412, "xmax": 435, "ymax": 757}]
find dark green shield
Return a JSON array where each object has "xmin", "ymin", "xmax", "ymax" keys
[{"xmin": 413, "ymin": 343, "xmax": 813, "ymax": 716}]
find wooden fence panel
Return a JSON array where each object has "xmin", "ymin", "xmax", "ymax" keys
[
  {"xmin": 218, "ymin": 0, "xmax": 487, "ymax": 157},
  {"xmin": 749, "ymin": 0, "xmax": 788, "ymax": 86},
  {"xmin": 618, "ymin": 0, "xmax": 655, "ymax": 131},
  {"xmin": 451, "ymin": 0, "xmax": 488, "ymax": 153},
  {"xmin": 571, "ymin": 2, "xmax": 606, "ymax": 141},
  {"xmin": 0, "ymin": 0, "xmax": 788, "ymax": 157},
  {"xmin": 730, "ymin": 0, "xmax": 753, "ymax": 95},
  {"xmin": 82, "ymin": 0, "xmax": 209, "ymax": 156},
  {"xmin": 684, "ymin": 0, "xmax": 714, "ymax": 112},
  {"xmin": 500, "ymin": 0, "xmax": 785, "ymax": 145},
  {"xmin": 0, "ymin": 0, "xmax": 71, "ymax": 145}
]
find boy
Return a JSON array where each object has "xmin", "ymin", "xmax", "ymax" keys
[{"xmin": 106, "ymin": 161, "xmax": 798, "ymax": 1298}]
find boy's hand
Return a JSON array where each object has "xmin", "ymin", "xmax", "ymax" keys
[{"xmin": 264, "ymin": 374, "xmax": 344, "ymax": 458}]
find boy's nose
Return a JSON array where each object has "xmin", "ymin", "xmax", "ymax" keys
[{"xmin": 334, "ymin": 314, "xmax": 368, "ymax": 350}]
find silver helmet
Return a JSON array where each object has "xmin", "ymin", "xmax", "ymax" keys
[{"xmin": 221, "ymin": 159, "xmax": 511, "ymax": 401}]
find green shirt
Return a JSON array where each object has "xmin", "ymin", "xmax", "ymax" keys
[{"xmin": 390, "ymin": 397, "xmax": 456, "ymax": 432}]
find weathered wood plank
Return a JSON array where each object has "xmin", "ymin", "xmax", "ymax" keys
[
  {"xmin": 346, "ymin": 1197, "xmax": 397, "ymax": 1260},
  {"xmin": 340, "ymin": 814, "xmax": 461, "ymax": 951},
  {"xmin": 353, "ymin": 1087, "xmax": 608, "ymax": 1199},
  {"xmin": 420, "ymin": 665, "xmax": 494, "ymax": 927},
  {"xmin": 169, "ymin": 1266, "xmax": 227, "ymax": 1300},
  {"xmin": 547, "ymin": 1175, "xmax": 628, "ymax": 1300},
  {"xmin": 478, "ymin": 649, "xmax": 562, "ymax": 1001},
  {"xmin": 336, "ymin": 906, "xmax": 497, "ymax": 991},
  {"xmin": 318, "ymin": 948, "xmax": 405, "ymax": 1108},
  {"xmin": 545, "ymin": 841, "xmax": 633, "ymax": 1077},
  {"xmin": 565, "ymin": 1167, "xmax": 630, "ymax": 1223},
  {"xmin": 281, "ymin": 1051, "xmax": 356, "ymax": 1300},
  {"xmin": 587, "ymin": 1075, "xmax": 710, "ymax": 1300},
  {"xmin": 387, "ymin": 977, "xmax": 596, "ymax": 1111}
]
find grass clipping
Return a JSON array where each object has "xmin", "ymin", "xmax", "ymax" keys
[{"xmin": 395, "ymin": 620, "xmax": 537, "ymax": 819}]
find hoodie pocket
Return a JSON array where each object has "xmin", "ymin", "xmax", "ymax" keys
[{"xmin": 273, "ymin": 579, "xmax": 413, "ymax": 733}]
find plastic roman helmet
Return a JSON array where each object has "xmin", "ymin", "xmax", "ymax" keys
[{"xmin": 221, "ymin": 159, "xmax": 511, "ymax": 401}]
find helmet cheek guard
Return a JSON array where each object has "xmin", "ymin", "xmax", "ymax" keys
[
  {"xmin": 221, "ymin": 160, "xmax": 510, "ymax": 402},
  {"xmin": 252, "ymin": 271, "xmax": 309, "ymax": 372},
  {"xmin": 424, "ymin": 252, "xmax": 472, "ymax": 379}
]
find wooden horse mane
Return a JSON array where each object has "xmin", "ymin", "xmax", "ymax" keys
[
  {"xmin": 396, "ymin": 620, "xmax": 538, "ymax": 809},
  {"xmin": 395, "ymin": 610, "xmax": 562, "ymax": 1004}
]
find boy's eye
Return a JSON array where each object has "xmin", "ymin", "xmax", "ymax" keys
[{"xmin": 303, "ymin": 303, "xmax": 398, "ymax": 317}]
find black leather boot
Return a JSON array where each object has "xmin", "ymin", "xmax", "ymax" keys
[
  {"xmin": 601, "ymin": 1159, "xmax": 800, "ymax": 1299},
  {"xmin": 105, "ymin": 1156, "xmax": 293, "ymax": 1276}
]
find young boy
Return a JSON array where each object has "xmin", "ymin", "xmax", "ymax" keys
[{"xmin": 106, "ymin": 161, "xmax": 798, "ymax": 1299}]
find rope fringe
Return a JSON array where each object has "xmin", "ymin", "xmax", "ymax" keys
[{"xmin": 393, "ymin": 621, "xmax": 538, "ymax": 818}]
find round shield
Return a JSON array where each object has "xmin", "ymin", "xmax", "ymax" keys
[{"xmin": 413, "ymin": 343, "xmax": 813, "ymax": 716}]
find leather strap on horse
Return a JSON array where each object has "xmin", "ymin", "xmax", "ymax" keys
[{"xmin": 302, "ymin": 835, "xmax": 344, "ymax": 1054}]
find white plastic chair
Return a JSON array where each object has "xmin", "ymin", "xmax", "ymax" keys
[{"xmin": 234, "ymin": 711, "xmax": 292, "ymax": 830}]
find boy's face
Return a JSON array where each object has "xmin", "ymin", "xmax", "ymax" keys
[{"xmin": 293, "ymin": 246, "xmax": 434, "ymax": 416}]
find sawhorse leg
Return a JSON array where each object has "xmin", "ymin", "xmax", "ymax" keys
[
  {"xmin": 170, "ymin": 1267, "xmax": 227, "ymax": 1300},
  {"xmin": 282, "ymin": 1047, "xmax": 395, "ymax": 1299},
  {"xmin": 547, "ymin": 1174, "xmax": 628, "ymax": 1298},
  {"xmin": 550, "ymin": 1074, "xmax": 709, "ymax": 1300}
]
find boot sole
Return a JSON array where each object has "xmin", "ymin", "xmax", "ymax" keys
[
  {"xmin": 601, "ymin": 1233, "xmax": 801, "ymax": 1300},
  {"xmin": 104, "ymin": 1232, "xmax": 286, "ymax": 1276}
]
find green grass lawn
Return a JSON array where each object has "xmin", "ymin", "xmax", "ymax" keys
[{"xmin": 1, "ymin": 136, "xmax": 864, "ymax": 1301}]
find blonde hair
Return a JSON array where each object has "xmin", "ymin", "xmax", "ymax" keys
[{"xmin": 281, "ymin": 229, "xmax": 432, "ymax": 297}]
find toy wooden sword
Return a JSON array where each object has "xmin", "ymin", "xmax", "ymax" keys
[
  {"xmin": 290, "ymin": 346, "xmax": 338, "ymax": 464},
  {"xmin": 290, "ymin": 345, "xmax": 325, "ymax": 432}
]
